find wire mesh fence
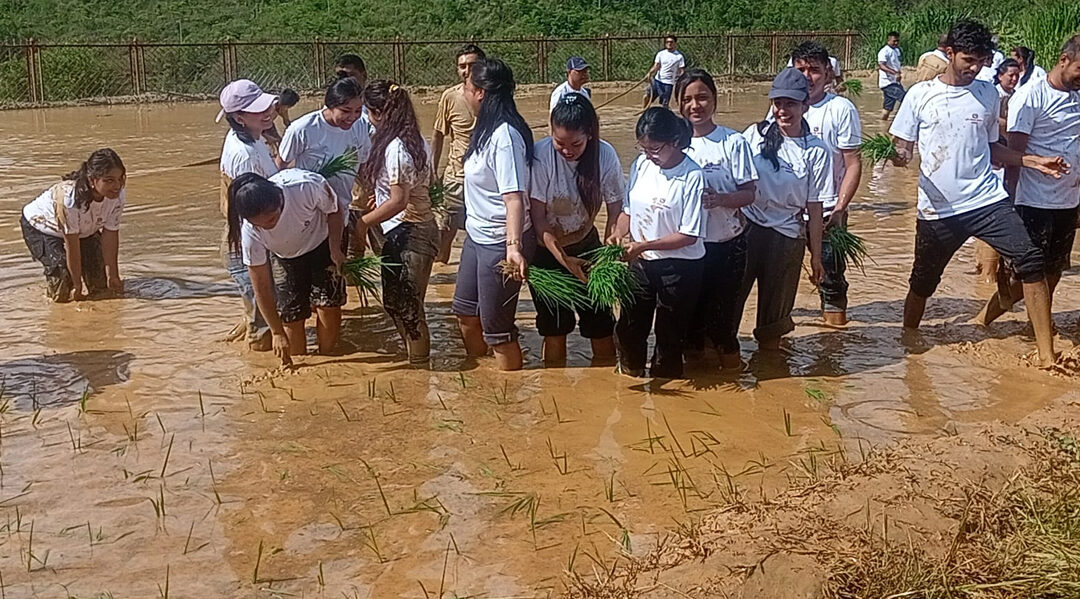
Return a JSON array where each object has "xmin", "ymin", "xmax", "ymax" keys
[{"xmin": 0, "ymin": 31, "xmax": 861, "ymax": 106}]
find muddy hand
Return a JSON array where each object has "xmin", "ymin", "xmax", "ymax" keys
[
  {"xmin": 505, "ymin": 247, "xmax": 528, "ymax": 281},
  {"xmin": 1031, "ymin": 155, "xmax": 1070, "ymax": 178},
  {"xmin": 272, "ymin": 333, "xmax": 292, "ymax": 366},
  {"xmin": 810, "ymin": 258, "xmax": 825, "ymax": 286},
  {"xmin": 563, "ymin": 256, "xmax": 589, "ymax": 283}
]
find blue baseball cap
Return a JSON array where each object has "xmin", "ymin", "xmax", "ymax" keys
[
  {"xmin": 769, "ymin": 67, "xmax": 810, "ymax": 102},
  {"xmin": 566, "ymin": 56, "xmax": 589, "ymax": 71}
]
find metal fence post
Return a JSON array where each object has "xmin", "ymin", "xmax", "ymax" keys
[
  {"xmin": 393, "ymin": 37, "xmax": 404, "ymax": 83},
  {"xmin": 844, "ymin": 30, "xmax": 853, "ymax": 69},
  {"xmin": 24, "ymin": 39, "xmax": 37, "ymax": 102},
  {"xmin": 602, "ymin": 34, "xmax": 610, "ymax": 81},
  {"xmin": 728, "ymin": 35, "xmax": 735, "ymax": 74},
  {"xmin": 770, "ymin": 32, "xmax": 778, "ymax": 73},
  {"xmin": 313, "ymin": 37, "xmax": 323, "ymax": 87},
  {"xmin": 128, "ymin": 38, "xmax": 140, "ymax": 95},
  {"xmin": 536, "ymin": 36, "xmax": 546, "ymax": 84}
]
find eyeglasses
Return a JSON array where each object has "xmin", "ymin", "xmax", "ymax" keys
[{"xmin": 636, "ymin": 142, "xmax": 670, "ymax": 158}]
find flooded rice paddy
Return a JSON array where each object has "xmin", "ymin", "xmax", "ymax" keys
[{"xmin": 0, "ymin": 81, "xmax": 1078, "ymax": 598}]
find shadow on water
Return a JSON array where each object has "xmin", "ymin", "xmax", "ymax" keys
[
  {"xmin": 122, "ymin": 276, "xmax": 237, "ymax": 300},
  {"xmin": 0, "ymin": 350, "xmax": 133, "ymax": 410}
]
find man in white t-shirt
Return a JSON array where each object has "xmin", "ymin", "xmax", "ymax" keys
[
  {"xmin": 646, "ymin": 35, "xmax": 685, "ymax": 108},
  {"xmin": 977, "ymin": 34, "xmax": 1080, "ymax": 328},
  {"xmin": 889, "ymin": 19, "xmax": 1069, "ymax": 367},
  {"xmin": 790, "ymin": 41, "xmax": 864, "ymax": 326},
  {"xmin": 549, "ymin": 56, "xmax": 592, "ymax": 113},
  {"xmin": 878, "ymin": 31, "xmax": 905, "ymax": 120}
]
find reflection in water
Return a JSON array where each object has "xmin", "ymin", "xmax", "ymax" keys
[{"xmin": 0, "ymin": 81, "xmax": 1077, "ymax": 596}]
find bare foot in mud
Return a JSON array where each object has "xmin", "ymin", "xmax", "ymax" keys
[
  {"xmin": 900, "ymin": 327, "xmax": 929, "ymax": 352},
  {"xmin": 224, "ymin": 320, "xmax": 246, "ymax": 343}
]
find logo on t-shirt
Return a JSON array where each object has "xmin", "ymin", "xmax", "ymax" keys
[{"xmin": 967, "ymin": 113, "xmax": 983, "ymax": 125}]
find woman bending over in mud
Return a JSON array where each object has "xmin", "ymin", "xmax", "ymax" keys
[
  {"xmin": 356, "ymin": 81, "xmax": 439, "ymax": 364},
  {"xmin": 21, "ymin": 148, "xmax": 127, "ymax": 303},
  {"xmin": 227, "ymin": 170, "xmax": 346, "ymax": 365}
]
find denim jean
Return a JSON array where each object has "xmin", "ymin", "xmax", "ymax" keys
[{"xmin": 225, "ymin": 247, "xmax": 272, "ymax": 342}]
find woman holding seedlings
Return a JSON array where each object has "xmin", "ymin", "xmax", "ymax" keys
[
  {"xmin": 735, "ymin": 68, "xmax": 833, "ymax": 351},
  {"xmin": 279, "ymin": 77, "xmax": 372, "ymax": 241},
  {"xmin": 453, "ymin": 58, "xmax": 536, "ymax": 372},
  {"xmin": 217, "ymin": 79, "xmax": 281, "ymax": 350},
  {"xmin": 610, "ymin": 107, "xmax": 705, "ymax": 379},
  {"xmin": 227, "ymin": 170, "xmax": 346, "ymax": 366},
  {"xmin": 676, "ymin": 69, "xmax": 758, "ymax": 369},
  {"xmin": 529, "ymin": 93, "xmax": 624, "ymax": 364},
  {"xmin": 21, "ymin": 148, "xmax": 126, "ymax": 303},
  {"xmin": 355, "ymin": 81, "xmax": 438, "ymax": 363}
]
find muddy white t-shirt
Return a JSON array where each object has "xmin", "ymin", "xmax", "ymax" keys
[
  {"xmin": 1008, "ymin": 78, "xmax": 1080, "ymax": 209},
  {"xmin": 220, "ymin": 130, "xmax": 279, "ymax": 179},
  {"xmin": 241, "ymin": 169, "xmax": 339, "ymax": 266},
  {"xmin": 742, "ymin": 124, "xmax": 835, "ymax": 239},
  {"xmin": 530, "ymin": 137, "xmax": 624, "ymax": 246},
  {"xmin": 549, "ymin": 82, "xmax": 592, "ymax": 113},
  {"xmin": 685, "ymin": 126, "xmax": 757, "ymax": 243},
  {"xmin": 624, "ymin": 154, "xmax": 705, "ymax": 261},
  {"xmin": 890, "ymin": 78, "xmax": 1008, "ymax": 220},
  {"xmin": 653, "ymin": 50, "xmax": 685, "ymax": 85},
  {"xmin": 464, "ymin": 123, "xmax": 533, "ymax": 245},
  {"xmin": 373, "ymin": 137, "xmax": 434, "ymax": 234},
  {"xmin": 279, "ymin": 109, "xmax": 372, "ymax": 211},
  {"xmin": 23, "ymin": 182, "xmax": 125, "ymax": 239},
  {"xmin": 877, "ymin": 45, "xmax": 901, "ymax": 88}
]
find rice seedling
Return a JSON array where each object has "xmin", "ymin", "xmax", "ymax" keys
[
  {"xmin": 318, "ymin": 561, "xmax": 326, "ymax": 588},
  {"xmin": 499, "ymin": 444, "xmax": 522, "ymax": 471},
  {"xmin": 361, "ymin": 460, "xmax": 394, "ymax": 517},
  {"xmin": 825, "ymin": 225, "xmax": 872, "ymax": 273},
  {"xmin": 428, "ymin": 178, "xmax": 445, "ymax": 210},
  {"xmin": 157, "ymin": 564, "xmax": 170, "ymax": 599},
  {"xmin": 499, "ymin": 261, "xmax": 586, "ymax": 312},
  {"xmin": 339, "ymin": 255, "xmax": 386, "ymax": 296},
  {"xmin": 317, "ymin": 148, "xmax": 359, "ymax": 179},
  {"xmin": 582, "ymin": 244, "xmax": 640, "ymax": 310},
  {"xmin": 783, "ymin": 409, "xmax": 792, "ymax": 436},
  {"xmin": 159, "ymin": 434, "xmax": 174, "ymax": 478},
  {"xmin": 839, "ymin": 78, "xmax": 863, "ymax": 98},
  {"xmin": 251, "ymin": 539, "xmax": 264, "ymax": 584},
  {"xmin": 859, "ymin": 133, "xmax": 898, "ymax": 165},
  {"xmin": 547, "ymin": 438, "xmax": 569, "ymax": 475}
]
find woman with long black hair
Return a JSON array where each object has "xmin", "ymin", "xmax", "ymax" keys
[
  {"xmin": 610, "ymin": 107, "xmax": 705, "ymax": 379},
  {"xmin": 676, "ymin": 68, "xmax": 758, "ymax": 369},
  {"xmin": 21, "ymin": 148, "xmax": 127, "ymax": 303},
  {"xmin": 529, "ymin": 93, "xmax": 624, "ymax": 364},
  {"xmin": 1011, "ymin": 46, "xmax": 1047, "ymax": 90},
  {"xmin": 356, "ymin": 80, "xmax": 439, "ymax": 364},
  {"xmin": 453, "ymin": 57, "xmax": 536, "ymax": 371},
  {"xmin": 736, "ymin": 68, "xmax": 832, "ymax": 351}
]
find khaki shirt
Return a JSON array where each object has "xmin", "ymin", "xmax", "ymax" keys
[
  {"xmin": 433, "ymin": 83, "xmax": 475, "ymax": 182},
  {"xmin": 914, "ymin": 52, "xmax": 948, "ymax": 84}
]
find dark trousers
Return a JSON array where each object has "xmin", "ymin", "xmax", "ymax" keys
[
  {"xmin": 688, "ymin": 230, "xmax": 748, "ymax": 354},
  {"xmin": 21, "ymin": 215, "xmax": 106, "ymax": 303},
  {"xmin": 615, "ymin": 257, "xmax": 704, "ymax": 378},
  {"xmin": 735, "ymin": 222, "xmax": 806, "ymax": 342},
  {"xmin": 820, "ymin": 214, "xmax": 849, "ymax": 313}
]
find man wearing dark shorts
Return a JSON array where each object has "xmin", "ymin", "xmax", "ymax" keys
[
  {"xmin": 646, "ymin": 35, "xmax": 684, "ymax": 108},
  {"xmin": 889, "ymin": 19, "xmax": 1068, "ymax": 367},
  {"xmin": 878, "ymin": 31, "xmax": 905, "ymax": 120},
  {"xmin": 977, "ymin": 34, "xmax": 1080, "ymax": 326}
]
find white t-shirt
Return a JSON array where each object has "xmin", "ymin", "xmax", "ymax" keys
[
  {"xmin": 529, "ymin": 137, "xmax": 624, "ymax": 245},
  {"xmin": 991, "ymin": 50, "xmax": 1004, "ymax": 71},
  {"xmin": 1007, "ymin": 78, "xmax": 1080, "ymax": 209},
  {"xmin": 653, "ymin": 50, "xmax": 686, "ymax": 85},
  {"xmin": 1017, "ymin": 66, "xmax": 1049, "ymax": 92},
  {"xmin": 279, "ymin": 109, "xmax": 372, "ymax": 211},
  {"xmin": 877, "ymin": 45, "xmax": 902, "ymax": 88},
  {"xmin": 373, "ymin": 137, "xmax": 433, "ymax": 234},
  {"xmin": 890, "ymin": 78, "xmax": 1008, "ymax": 220},
  {"xmin": 685, "ymin": 126, "xmax": 758, "ymax": 243},
  {"xmin": 23, "ymin": 182, "xmax": 125, "ymax": 239},
  {"xmin": 241, "ymin": 169, "xmax": 340, "ymax": 266},
  {"xmin": 549, "ymin": 81, "xmax": 592, "ymax": 113},
  {"xmin": 976, "ymin": 66, "xmax": 997, "ymax": 83},
  {"xmin": 220, "ymin": 130, "xmax": 279, "ymax": 179},
  {"xmin": 766, "ymin": 93, "xmax": 861, "ymax": 212},
  {"xmin": 623, "ymin": 154, "xmax": 705, "ymax": 261},
  {"xmin": 741, "ymin": 124, "xmax": 835, "ymax": 239},
  {"xmin": 463, "ymin": 122, "xmax": 533, "ymax": 245}
]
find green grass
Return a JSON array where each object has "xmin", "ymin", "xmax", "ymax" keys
[
  {"xmin": 859, "ymin": 134, "xmax": 898, "ymax": 165},
  {"xmin": 825, "ymin": 225, "xmax": 871, "ymax": 273},
  {"xmin": 839, "ymin": 78, "xmax": 862, "ymax": 98},
  {"xmin": 340, "ymin": 255, "xmax": 385, "ymax": 295},
  {"xmin": 582, "ymin": 244, "xmax": 640, "ymax": 310},
  {"xmin": 317, "ymin": 149, "xmax": 359, "ymax": 179}
]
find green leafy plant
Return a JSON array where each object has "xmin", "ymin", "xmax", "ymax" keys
[
  {"xmin": 428, "ymin": 178, "xmax": 445, "ymax": 210},
  {"xmin": 340, "ymin": 255, "xmax": 385, "ymax": 294},
  {"xmin": 839, "ymin": 78, "xmax": 863, "ymax": 97},
  {"xmin": 500, "ymin": 261, "xmax": 586, "ymax": 311},
  {"xmin": 825, "ymin": 225, "xmax": 871, "ymax": 273},
  {"xmin": 859, "ymin": 134, "xmax": 898, "ymax": 165},
  {"xmin": 317, "ymin": 148, "xmax": 359, "ymax": 179},
  {"xmin": 582, "ymin": 244, "xmax": 640, "ymax": 310}
]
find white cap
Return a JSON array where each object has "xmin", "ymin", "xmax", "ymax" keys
[{"xmin": 216, "ymin": 79, "xmax": 277, "ymax": 123}]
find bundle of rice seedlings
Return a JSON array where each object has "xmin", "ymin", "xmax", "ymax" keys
[
  {"xmin": 582, "ymin": 244, "xmax": 640, "ymax": 310},
  {"xmin": 825, "ymin": 225, "xmax": 872, "ymax": 273},
  {"xmin": 428, "ymin": 178, "xmax": 445, "ymax": 210},
  {"xmin": 499, "ymin": 261, "xmax": 586, "ymax": 312},
  {"xmin": 317, "ymin": 148, "xmax": 359, "ymax": 179},
  {"xmin": 339, "ymin": 255, "xmax": 385, "ymax": 295},
  {"xmin": 839, "ymin": 78, "xmax": 863, "ymax": 98},
  {"xmin": 859, "ymin": 134, "xmax": 898, "ymax": 165}
]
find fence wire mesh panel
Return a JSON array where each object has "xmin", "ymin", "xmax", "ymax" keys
[{"xmin": 0, "ymin": 32, "xmax": 858, "ymax": 107}]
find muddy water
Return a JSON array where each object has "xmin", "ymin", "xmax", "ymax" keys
[{"xmin": 0, "ymin": 81, "xmax": 1078, "ymax": 597}]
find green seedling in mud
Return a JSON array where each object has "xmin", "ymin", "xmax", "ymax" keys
[
  {"xmin": 503, "ymin": 261, "xmax": 587, "ymax": 312},
  {"xmin": 336, "ymin": 401, "xmax": 355, "ymax": 422},
  {"xmin": 155, "ymin": 412, "xmax": 167, "ymax": 435},
  {"xmin": 160, "ymin": 434, "xmax": 174, "ymax": 478},
  {"xmin": 368, "ymin": 378, "xmax": 377, "ymax": 398},
  {"xmin": 547, "ymin": 438, "xmax": 570, "ymax": 475},
  {"xmin": 78, "ymin": 384, "xmax": 90, "ymax": 414},
  {"xmin": 208, "ymin": 459, "xmax": 224, "ymax": 505},
  {"xmin": 318, "ymin": 560, "xmax": 325, "ymax": 588},
  {"xmin": 251, "ymin": 540, "xmax": 264, "ymax": 584},
  {"xmin": 149, "ymin": 484, "xmax": 167, "ymax": 529},
  {"xmin": 805, "ymin": 385, "xmax": 828, "ymax": 403},
  {"xmin": 361, "ymin": 460, "xmax": 394, "ymax": 517},
  {"xmin": 458, "ymin": 372, "xmax": 467, "ymax": 389},
  {"xmin": 198, "ymin": 390, "xmax": 206, "ymax": 419},
  {"xmin": 859, "ymin": 133, "xmax": 898, "ymax": 164},
  {"xmin": 500, "ymin": 444, "xmax": 523, "ymax": 471},
  {"xmin": 604, "ymin": 473, "xmax": 616, "ymax": 503},
  {"xmin": 839, "ymin": 78, "xmax": 863, "ymax": 97},
  {"xmin": 317, "ymin": 148, "xmax": 359, "ymax": 179},
  {"xmin": 825, "ymin": 225, "xmax": 872, "ymax": 273},
  {"xmin": 362, "ymin": 525, "xmax": 387, "ymax": 563},
  {"xmin": 783, "ymin": 409, "xmax": 792, "ymax": 437},
  {"xmin": 582, "ymin": 244, "xmax": 640, "ymax": 310},
  {"xmin": 67, "ymin": 421, "xmax": 81, "ymax": 454},
  {"xmin": 157, "ymin": 564, "xmax": 170, "ymax": 599}
]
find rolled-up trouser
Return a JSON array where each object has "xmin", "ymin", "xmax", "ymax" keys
[
  {"xmin": 688, "ymin": 229, "xmax": 748, "ymax": 354},
  {"xmin": 615, "ymin": 256, "xmax": 704, "ymax": 379},
  {"xmin": 735, "ymin": 222, "xmax": 806, "ymax": 342},
  {"xmin": 452, "ymin": 229, "xmax": 538, "ymax": 346},
  {"xmin": 21, "ymin": 215, "xmax": 106, "ymax": 303},
  {"xmin": 819, "ymin": 213, "xmax": 849, "ymax": 313},
  {"xmin": 223, "ymin": 237, "xmax": 272, "ymax": 343}
]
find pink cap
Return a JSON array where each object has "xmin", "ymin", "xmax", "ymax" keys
[{"xmin": 215, "ymin": 79, "xmax": 277, "ymax": 122}]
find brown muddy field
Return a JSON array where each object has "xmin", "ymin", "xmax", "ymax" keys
[{"xmin": 0, "ymin": 79, "xmax": 1078, "ymax": 598}]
